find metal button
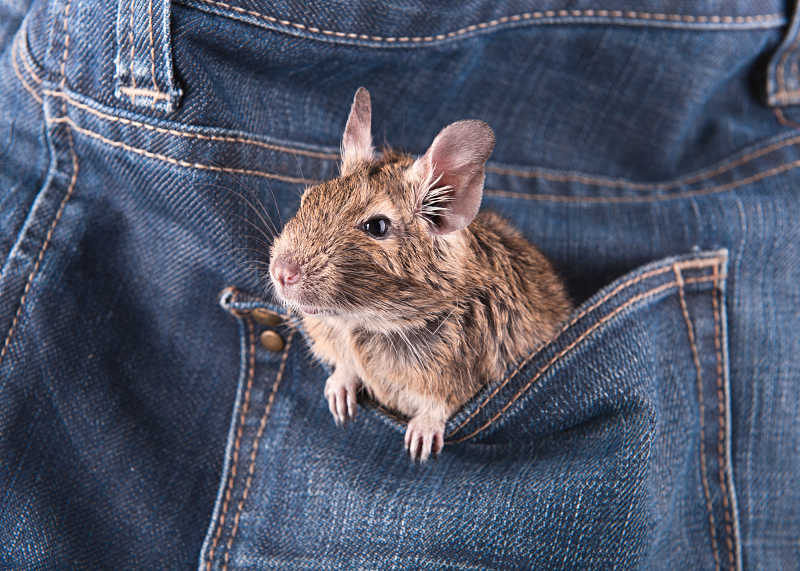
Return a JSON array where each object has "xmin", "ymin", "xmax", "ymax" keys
[
  {"xmin": 252, "ymin": 307, "xmax": 283, "ymax": 326},
  {"xmin": 260, "ymin": 330, "xmax": 285, "ymax": 352}
]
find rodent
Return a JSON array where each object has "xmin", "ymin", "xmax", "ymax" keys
[{"xmin": 269, "ymin": 88, "xmax": 573, "ymax": 461}]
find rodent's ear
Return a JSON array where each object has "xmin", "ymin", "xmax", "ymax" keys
[
  {"xmin": 409, "ymin": 120, "xmax": 495, "ymax": 234},
  {"xmin": 341, "ymin": 87, "xmax": 374, "ymax": 176}
]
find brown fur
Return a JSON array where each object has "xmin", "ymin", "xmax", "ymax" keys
[
  {"xmin": 270, "ymin": 150, "xmax": 572, "ymax": 436},
  {"xmin": 269, "ymin": 89, "xmax": 570, "ymax": 460}
]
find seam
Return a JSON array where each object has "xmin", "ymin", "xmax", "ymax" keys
[
  {"xmin": 205, "ymin": 318, "xmax": 256, "ymax": 570},
  {"xmin": 59, "ymin": 0, "xmax": 71, "ymax": 88},
  {"xmin": 43, "ymin": 112, "xmax": 800, "ymax": 203},
  {"xmin": 674, "ymin": 264, "xmax": 720, "ymax": 571},
  {"xmin": 48, "ymin": 116, "xmax": 318, "ymax": 184},
  {"xmin": 128, "ymin": 0, "xmax": 136, "ymax": 102},
  {"xmin": 220, "ymin": 329, "xmax": 295, "ymax": 570},
  {"xmin": 0, "ymin": 131, "xmax": 79, "ymax": 370},
  {"xmin": 487, "ymin": 129, "xmax": 800, "ymax": 189},
  {"xmin": 11, "ymin": 35, "xmax": 43, "ymax": 104},
  {"xmin": 0, "ymin": 0, "xmax": 78, "ymax": 369},
  {"xmin": 190, "ymin": 0, "xmax": 782, "ymax": 44},
  {"xmin": 776, "ymin": 23, "xmax": 800, "ymax": 95},
  {"xmin": 59, "ymin": 0, "xmax": 73, "ymax": 113},
  {"xmin": 147, "ymin": 0, "xmax": 158, "ymax": 107},
  {"xmin": 773, "ymin": 108, "xmax": 800, "ymax": 129},
  {"xmin": 46, "ymin": 90, "xmax": 340, "ymax": 160},
  {"xmin": 448, "ymin": 258, "xmax": 721, "ymax": 438},
  {"xmin": 449, "ymin": 273, "xmax": 719, "ymax": 443},
  {"xmin": 19, "ymin": 36, "xmax": 43, "ymax": 85},
  {"xmin": 712, "ymin": 265, "xmax": 737, "ymax": 569},
  {"xmin": 118, "ymin": 86, "xmax": 171, "ymax": 100},
  {"xmin": 486, "ymin": 155, "xmax": 800, "ymax": 202},
  {"xmin": 42, "ymin": 91, "xmax": 800, "ymax": 189}
]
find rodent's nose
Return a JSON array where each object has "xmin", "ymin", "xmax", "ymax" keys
[{"xmin": 272, "ymin": 257, "xmax": 301, "ymax": 288}]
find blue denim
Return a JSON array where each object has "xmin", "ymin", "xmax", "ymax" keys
[{"xmin": 1, "ymin": 0, "xmax": 798, "ymax": 568}]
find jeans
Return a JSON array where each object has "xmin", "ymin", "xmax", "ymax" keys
[{"xmin": 1, "ymin": 0, "xmax": 798, "ymax": 568}]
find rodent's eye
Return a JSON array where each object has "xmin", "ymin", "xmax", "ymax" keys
[{"xmin": 362, "ymin": 216, "xmax": 391, "ymax": 238}]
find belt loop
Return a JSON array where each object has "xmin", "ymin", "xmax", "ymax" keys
[
  {"xmin": 767, "ymin": 1, "xmax": 800, "ymax": 106},
  {"xmin": 114, "ymin": 0, "xmax": 182, "ymax": 112}
]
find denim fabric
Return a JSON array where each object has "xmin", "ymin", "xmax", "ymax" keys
[{"xmin": 1, "ymin": 0, "xmax": 798, "ymax": 569}]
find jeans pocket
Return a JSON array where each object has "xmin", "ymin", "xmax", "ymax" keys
[
  {"xmin": 362, "ymin": 249, "xmax": 728, "ymax": 447},
  {"xmin": 346, "ymin": 248, "xmax": 738, "ymax": 569}
]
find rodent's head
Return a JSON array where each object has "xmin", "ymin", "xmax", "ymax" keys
[{"xmin": 269, "ymin": 88, "xmax": 494, "ymax": 327}]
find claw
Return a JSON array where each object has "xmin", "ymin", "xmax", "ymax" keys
[
  {"xmin": 404, "ymin": 414, "xmax": 446, "ymax": 462},
  {"xmin": 324, "ymin": 372, "xmax": 361, "ymax": 426},
  {"xmin": 336, "ymin": 388, "xmax": 347, "ymax": 424}
]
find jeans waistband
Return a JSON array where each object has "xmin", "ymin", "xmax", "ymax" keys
[{"xmin": 19, "ymin": 0, "xmax": 796, "ymax": 118}]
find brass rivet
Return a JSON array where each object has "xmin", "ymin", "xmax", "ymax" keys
[
  {"xmin": 252, "ymin": 307, "xmax": 282, "ymax": 326},
  {"xmin": 260, "ymin": 330, "xmax": 285, "ymax": 352}
]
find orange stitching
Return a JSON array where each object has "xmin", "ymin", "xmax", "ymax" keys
[
  {"xmin": 147, "ymin": 0, "xmax": 157, "ymax": 91},
  {"xmin": 59, "ymin": 0, "xmax": 73, "ymax": 118},
  {"xmin": 448, "ymin": 258, "xmax": 721, "ymax": 437},
  {"xmin": 773, "ymin": 108, "xmax": 800, "ymax": 129},
  {"xmin": 449, "ymin": 274, "xmax": 719, "ymax": 443},
  {"xmin": 0, "ymin": 128, "xmax": 79, "ymax": 369},
  {"xmin": 674, "ymin": 265, "xmax": 720, "ymax": 571},
  {"xmin": 44, "ymin": 90, "xmax": 340, "ymax": 160},
  {"xmin": 771, "ymin": 87, "xmax": 800, "ymax": 100},
  {"xmin": 221, "ymin": 329, "xmax": 295, "ymax": 570},
  {"xmin": 46, "ymin": 92, "xmax": 800, "ymax": 201},
  {"xmin": 18, "ymin": 35, "xmax": 43, "ymax": 85},
  {"xmin": 205, "ymin": 318, "xmax": 256, "ymax": 570},
  {"xmin": 486, "ymin": 156, "xmax": 800, "ymax": 203},
  {"xmin": 776, "ymin": 22, "xmax": 800, "ymax": 94},
  {"xmin": 487, "ymin": 129, "xmax": 800, "ymax": 190},
  {"xmin": 192, "ymin": 0, "xmax": 782, "ymax": 44},
  {"xmin": 712, "ymin": 265, "xmax": 737, "ymax": 569},
  {"xmin": 48, "ymin": 116, "xmax": 318, "ymax": 185},
  {"xmin": 11, "ymin": 35, "xmax": 43, "ymax": 104},
  {"xmin": 59, "ymin": 1, "xmax": 71, "ymax": 88},
  {"xmin": 128, "ymin": 0, "xmax": 136, "ymax": 101},
  {"xmin": 118, "ymin": 86, "xmax": 171, "ymax": 100},
  {"xmin": 0, "ymin": 0, "xmax": 78, "ymax": 368},
  {"xmin": 42, "ymin": 90, "xmax": 800, "ymax": 190}
]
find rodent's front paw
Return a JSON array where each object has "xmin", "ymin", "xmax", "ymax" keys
[
  {"xmin": 323, "ymin": 373, "xmax": 361, "ymax": 426},
  {"xmin": 404, "ymin": 415, "xmax": 445, "ymax": 462}
]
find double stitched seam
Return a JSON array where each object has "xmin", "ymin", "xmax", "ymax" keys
[
  {"xmin": 712, "ymin": 265, "xmax": 737, "ymax": 569},
  {"xmin": 128, "ymin": 0, "xmax": 136, "ymax": 100},
  {"xmin": 449, "ymin": 264, "xmax": 722, "ymax": 443},
  {"xmin": 190, "ymin": 0, "xmax": 781, "ymax": 44},
  {"xmin": 147, "ymin": 0, "xmax": 158, "ymax": 107},
  {"xmin": 486, "ymin": 157, "xmax": 800, "ymax": 202},
  {"xmin": 486, "ymin": 130, "xmax": 800, "ymax": 189},
  {"xmin": 11, "ymin": 34, "xmax": 43, "ymax": 104},
  {"xmin": 448, "ymin": 259, "xmax": 720, "ymax": 438},
  {"xmin": 0, "ymin": 0, "xmax": 79, "ymax": 369},
  {"xmin": 41, "ymin": 91, "xmax": 800, "ymax": 190},
  {"xmin": 47, "ymin": 115, "xmax": 316, "ymax": 184},
  {"xmin": 47, "ymin": 91, "xmax": 339, "ymax": 160},
  {"xmin": 206, "ymin": 316, "xmax": 256, "ymax": 570},
  {"xmin": 674, "ymin": 264, "xmax": 720, "ymax": 571},
  {"xmin": 19, "ymin": 34, "xmax": 44, "ymax": 84},
  {"xmin": 41, "ymin": 112, "xmax": 800, "ymax": 202},
  {"xmin": 220, "ymin": 329, "xmax": 296, "ymax": 570}
]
